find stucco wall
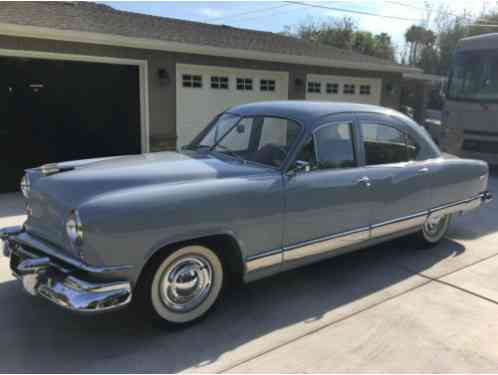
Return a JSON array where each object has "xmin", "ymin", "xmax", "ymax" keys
[{"xmin": 0, "ymin": 35, "xmax": 402, "ymax": 151}]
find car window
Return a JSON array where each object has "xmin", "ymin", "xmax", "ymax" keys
[
  {"xmin": 213, "ymin": 116, "xmax": 301, "ymax": 168},
  {"xmin": 315, "ymin": 122, "xmax": 356, "ymax": 169},
  {"xmin": 216, "ymin": 117, "xmax": 254, "ymax": 151},
  {"xmin": 361, "ymin": 122, "xmax": 419, "ymax": 165},
  {"xmin": 199, "ymin": 113, "xmax": 240, "ymax": 147}
]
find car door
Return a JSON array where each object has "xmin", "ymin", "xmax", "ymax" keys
[
  {"xmin": 357, "ymin": 113, "xmax": 432, "ymax": 238},
  {"xmin": 283, "ymin": 116, "xmax": 373, "ymax": 263}
]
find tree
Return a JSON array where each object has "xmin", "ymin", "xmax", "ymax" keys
[
  {"xmin": 283, "ymin": 16, "xmax": 396, "ymax": 62},
  {"xmin": 404, "ymin": 25, "xmax": 436, "ymax": 65},
  {"xmin": 402, "ymin": 6, "xmax": 498, "ymax": 75}
]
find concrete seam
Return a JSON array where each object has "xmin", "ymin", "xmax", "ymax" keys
[{"xmin": 218, "ymin": 277, "xmax": 433, "ymax": 373}]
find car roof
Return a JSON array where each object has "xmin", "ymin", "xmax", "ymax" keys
[{"xmin": 226, "ymin": 100, "xmax": 400, "ymax": 129}]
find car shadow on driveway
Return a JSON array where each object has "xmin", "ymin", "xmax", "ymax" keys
[{"xmin": 0, "ymin": 236, "xmax": 466, "ymax": 373}]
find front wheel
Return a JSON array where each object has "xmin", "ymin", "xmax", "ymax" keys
[
  {"xmin": 417, "ymin": 214, "xmax": 451, "ymax": 246},
  {"xmin": 137, "ymin": 245, "xmax": 224, "ymax": 325}
]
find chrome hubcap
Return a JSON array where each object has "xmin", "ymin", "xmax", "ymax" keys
[
  {"xmin": 160, "ymin": 256, "xmax": 213, "ymax": 312},
  {"xmin": 424, "ymin": 215, "xmax": 446, "ymax": 237}
]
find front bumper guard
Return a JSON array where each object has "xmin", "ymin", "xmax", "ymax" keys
[{"xmin": 1, "ymin": 230, "xmax": 132, "ymax": 313}]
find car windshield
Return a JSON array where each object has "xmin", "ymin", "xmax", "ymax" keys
[
  {"xmin": 191, "ymin": 114, "xmax": 301, "ymax": 168},
  {"xmin": 448, "ymin": 50, "xmax": 498, "ymax": 101}
]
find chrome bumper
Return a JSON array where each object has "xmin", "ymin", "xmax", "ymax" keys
[
  {"xmin": 428, "ymin": 191, "xmax": 493, "ymax": 222},
  {"xmin": 1, "ymin": 228, "xmax": 132, "ymax": 313}
]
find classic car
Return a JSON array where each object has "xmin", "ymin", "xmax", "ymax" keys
[{"xmin": 0, "ymin": 101, "xmax": 493, "ymax": 325}]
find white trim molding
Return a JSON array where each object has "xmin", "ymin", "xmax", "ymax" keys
[
  {"xmin": 0, "ymin": 48, "xmax": 150, "ymax": 153},
  {"xmin": 0, "ymin": 22, "xmax": 421, "ymax": 75}
]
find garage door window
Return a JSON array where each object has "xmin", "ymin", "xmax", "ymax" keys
[
  {"xmin": 326, "ymin": 83, "xmax": 339, "ymax": 94},
  {"xmin": 211, "ymin": 76, "xmax": 229, "ymax": 89},
  {"xmin": 343, "ymin": 84, "xmax": 356, "ymax": 94},
  {"xmin": 361, "ymin": 122, "xmax": 419, "ymax": 165},
  {"xmin": 182, "ymin": 74, "xmax": 202, "ymax": 88},
  {"xmin": 307, "ymin": 81, "xmax": 321, "ymax": 93},
  {"xmin": 237, "ymin": 78, "xmax": 253, "ymax": 90},
  {"xmin": 260, "ymin": 79, "xmax": 276, "ymax": 91},
  {"xmin": 360, "ymin": 85, "xmax": 371, "ymax": 95}
]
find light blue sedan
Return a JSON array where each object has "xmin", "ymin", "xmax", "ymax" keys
[{"xmin": 1, "ymin": 101, "xmax": 492, "ymax": 325}]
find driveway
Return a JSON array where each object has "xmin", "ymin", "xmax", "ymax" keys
[{"xmin": 1, "ymin": 177, "xmax": 498, "ymax": 372}]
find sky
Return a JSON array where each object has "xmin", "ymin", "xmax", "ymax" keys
[{"xmin": 102, "ymin": 0, "xmax": 497, "ymax": 59}]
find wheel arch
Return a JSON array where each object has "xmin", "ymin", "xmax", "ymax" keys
[{"xmin": 136, "ymin": 232, "xmax": 246, "ymax": 289}]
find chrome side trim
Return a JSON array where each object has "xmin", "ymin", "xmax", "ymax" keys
[
  {"xmin": 244, "ymin": 193, "xmax": 490, "ymax": 274},
  {"xmin": 371, "ymin": 211, "xmax": 428, "ymax": 239},
  {"xmin": 284, "ymin": 227, "xmax": 370, "ymax": 262},
  {"xmin": 246, "ymin": 249, "xmax": 282, "ymax": 272},
  {"xmin": 429, "ymin": 194, "xmax": 483, "ymax": 219}
]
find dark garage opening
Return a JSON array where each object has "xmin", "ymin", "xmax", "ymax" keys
[{"xmin": 1, "ymin": 56, "xmax": 141, "ymax": 193}]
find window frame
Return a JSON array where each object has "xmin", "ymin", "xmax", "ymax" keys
[
  {"xmin": 182, "ymin": 74, "xmax": 203, "ymax": 88},
  {"xmin": 236, "ymin": 78, "xmax": 253, "ymax": 91},
  {"xmin": 209, "ymin": 113, "xmax": 305, "ymax": 171},
  {"xmin": 357, "ymin": 114, "xmax": 422, "ymax": 167},
  {"xmin": 211, "ymin": 76, "xmax": 229, "ymax": 89},
  {"xmin": 343, "ymin": 83, "xmax": 356, "ymax": 95},
  {"xmin": 307, "ymin": 81, "xmax": 322, "ymax": 94},
  {"xmin": 326, "ymin": 82, "xmax": 339, "ymax": 94},
  {"xmin": 286, "ymin": 115, "xmax": 361, "ymax": 175},
  {"xmin": 260, "ymin": 79, "xmax": 276, "ymax": 92},
  {"xmin": 359, "ymin": 84, "xmax": 371, "ymax": 95},
  {"xmin": 312, "ymin": 121, "xmax": 358, "ymax": 170}
]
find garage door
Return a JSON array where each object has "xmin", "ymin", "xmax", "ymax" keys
[
  {"xmin": 305, "ymin": 74, "xmax": 382, "ymax": 105},
  {"xmin": 176, "ymin": 64, "xmax": 289, "ymax": 147},
  {"xmin": 0, "ymin": 56, "xmax": 141, "ymax": 192}
]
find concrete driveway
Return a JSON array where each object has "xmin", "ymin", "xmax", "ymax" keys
[{"xmin": 1, "ymin": 177, "xmax": 498, "ymax": 373}]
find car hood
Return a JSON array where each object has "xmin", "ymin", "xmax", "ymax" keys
[
  {"xmin": 29, "ymin": 151, "xmax": 272, "ymax": 206},
  {"xmin": 24, "ymin": 151, "xmax": 274, "ymax": 252}
]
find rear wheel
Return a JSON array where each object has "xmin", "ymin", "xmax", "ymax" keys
[
  {"xmin": 418, "ymin": 214, "xmax": 451, "ymax": 246},
  {"xmin": 136, "ymin": 245, "xmax": 224, "ymax": 325}
]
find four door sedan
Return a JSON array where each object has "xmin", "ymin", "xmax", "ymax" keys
[{"xmin": 0, "ymin": 101, "xmax": 492, "ymax": 325}]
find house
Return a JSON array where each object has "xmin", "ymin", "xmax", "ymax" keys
[{"xmin": 0, "ymin": 1, "xmax": 420, "ymax": 192}]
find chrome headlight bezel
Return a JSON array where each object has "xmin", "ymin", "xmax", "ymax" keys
[
  {"xmin": 20, "ymin": 174, "xmax": 30, "ymax": 198},
  {"xmin": 66, "ymin": 210, "xmax": 84, "ymax": 246}
]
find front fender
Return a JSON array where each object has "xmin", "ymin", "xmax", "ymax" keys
[{"xmin": 76, "ymin": 173, "xmax": 283, "ymax": 285}]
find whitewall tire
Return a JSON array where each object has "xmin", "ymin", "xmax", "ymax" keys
[
  {"xmin": 420, "ymin": 214, "xmax": 451, "ymax": 245},
  {"xmin": 147, "ymin": 245, "xmax": 224, "ymax": 325}
]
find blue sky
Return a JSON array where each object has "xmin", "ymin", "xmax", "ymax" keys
[{"xmin": 102, "ymin": 1, "xmax": 494, "ymax": 60}]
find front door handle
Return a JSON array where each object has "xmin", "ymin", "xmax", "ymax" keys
[{"xmin": 356, "ymin": 176, "xmax": 371, "ymax": 187}]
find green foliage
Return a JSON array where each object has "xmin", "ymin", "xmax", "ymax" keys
[
  {"xmin": 284, "ymin": 16, "xmax": 395, "ymax": 62},
  {"xmin": 404, "ymin": 7, "xmax": 498, "ymax": 75}
]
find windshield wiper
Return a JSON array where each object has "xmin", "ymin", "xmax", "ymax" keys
[
  {"xmin": 212, "ymin": 145, "xmax": 247, "ymax": 164},
  {"xmin": 184, "ymin": 144, "xmax": 210, "ymax": 151}
]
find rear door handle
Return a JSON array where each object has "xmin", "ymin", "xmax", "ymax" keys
[
  {"xmin": 417, "ymin": 167, "xmax": 429, "ymax": 175},
  {"xmin": 356, "ymin": 176, "xmax": 371, "ymax": 187}
]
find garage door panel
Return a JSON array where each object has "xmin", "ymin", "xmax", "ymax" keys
[
  {"xmin": 176, "ymin": 64, "xmax": 289, "ymax": 147},
  {"xmin": 1, "ymin": 57, "xmax": 141, "ymax": 192},
  {"xmin": 306, "ymin": 74, "xmax": 382, "ymax": 105}
]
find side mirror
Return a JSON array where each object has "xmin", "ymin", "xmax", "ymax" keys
[
  {"xmin": 236, "ymin": 124, "xmax": 246, "ymax": 134},
  {"xmin": 288, "ymin": 160, "xmax": 311, "ymax": 175}
]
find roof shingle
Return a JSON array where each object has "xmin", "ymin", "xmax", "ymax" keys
[{"xmin": 0, "ymin": 1, "xmax": 409, "ymax": 71}]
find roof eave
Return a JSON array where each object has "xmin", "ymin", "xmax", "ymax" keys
[{"xmin": 0, "ymin": 22, "xmax": 421, "ymax": 74}]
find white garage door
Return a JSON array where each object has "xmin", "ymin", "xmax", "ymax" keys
[
  {"xmin": 305, "ymin": 74, "xmax": 382, "ymax": 105},
  {"xmin": 176, "ymin": 64, "xmax": 289, "ymax": 147}
]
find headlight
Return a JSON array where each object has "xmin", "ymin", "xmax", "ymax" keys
[
  {"xmin": 20, "ymin": 174, "xmax": 30, "ymax": 198},
  {"xmin": 66, "ymin": 210, "xmax": 83, "ymax": 246}
]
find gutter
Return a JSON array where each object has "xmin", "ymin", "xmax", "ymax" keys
[{"xmin": 0, "ymin": 22, "xmax": 421, "ymax": 75}]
